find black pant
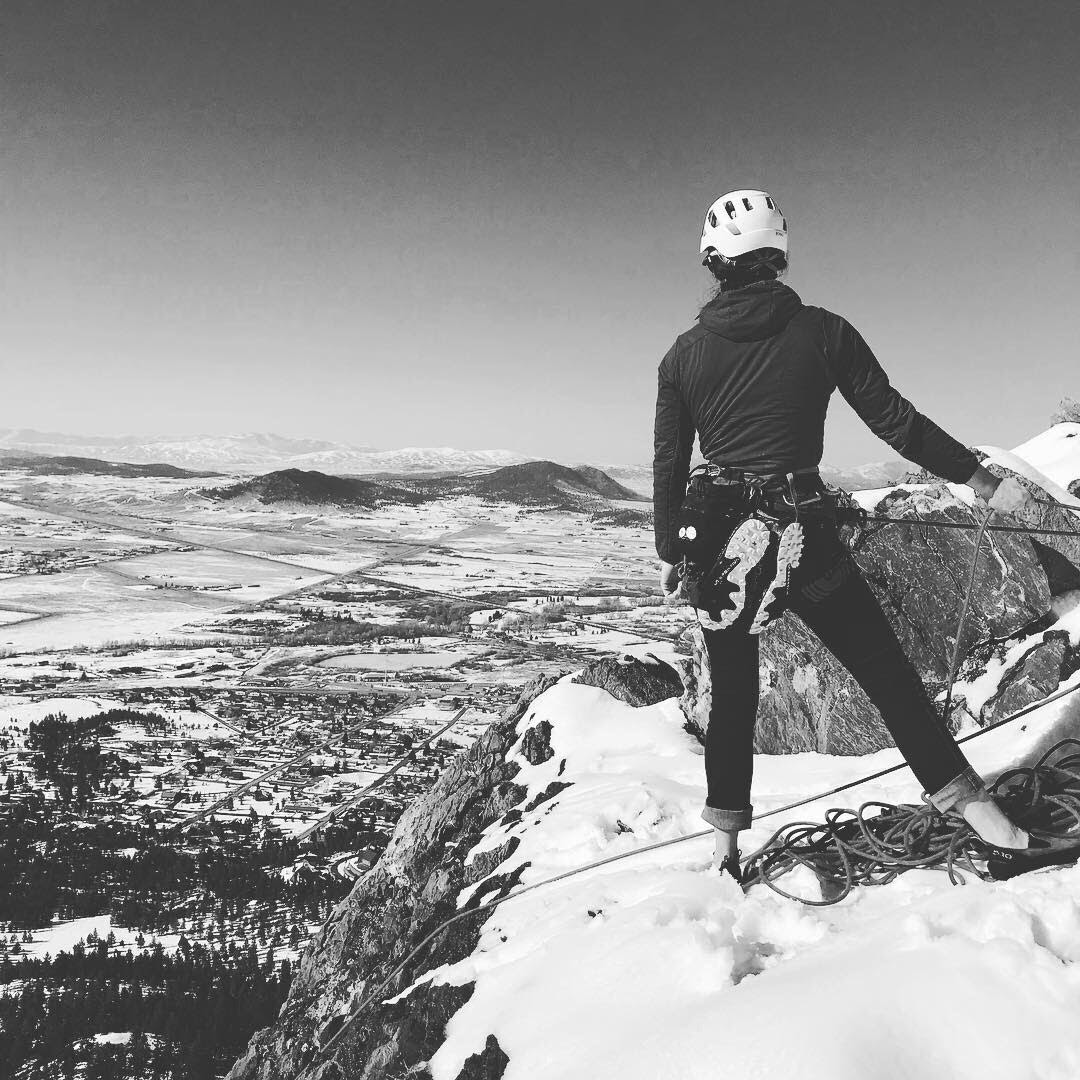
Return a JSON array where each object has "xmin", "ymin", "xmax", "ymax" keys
[{"xmin": 701, "ymin": 518, "xmax": 981, "ymax": 829}]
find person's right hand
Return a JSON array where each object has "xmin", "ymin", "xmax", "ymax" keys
[
  {"xmin": 987, "ymin": 476, "xmax": 1039, "ymax": 517},
  {"xmin": 659, "ymin": 560, "xmax": 682, "ymax": 597}
]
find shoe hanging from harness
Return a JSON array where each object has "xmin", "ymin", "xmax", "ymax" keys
[{"xmin": 675, "ymin": 465, "xmax": 865, "ymax": 633}]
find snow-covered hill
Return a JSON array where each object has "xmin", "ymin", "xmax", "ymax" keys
[
  {"xmin": 1005, "ymin": 423, "xmax": 1080, "ymax": 497},
  {"xmin": 416, "ymin": 667, "xmax": 1080, "ymax": 1080},
  {"xmin": 0, "ymin": 429, "xmax": 527, "ymax": 475}
]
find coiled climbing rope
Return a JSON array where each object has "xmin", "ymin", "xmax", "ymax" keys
[{"xmin": 742, "ymin": 738, "xmax": 1080, "ymax": 905}]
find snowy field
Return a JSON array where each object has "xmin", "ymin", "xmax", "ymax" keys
[
  {"xmin": 0, "ymin": 551, "xmax": 331, "ymax": 651},
  {"xmin": 318, "ymin": 651, "xmax": 465, "ymax": 672}
]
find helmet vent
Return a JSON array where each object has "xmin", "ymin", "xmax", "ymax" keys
[
  {"xmin": 765, "ymin": 196, "xmax": 774, "ymax": 209},
  {"xmin": 724, "ymin": 201, "xmax": 736, "ymax": 219},
  {"xmin": 742, "ymin": 197, "xmax": 753, "ymax": 211},
  {"xmin": 708, "ymin": 211, "xmax": 718, "ymax": 227}
]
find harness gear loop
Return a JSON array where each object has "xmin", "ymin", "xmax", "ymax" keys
[{"xmin": 785, "ymin": 471, "xmax": 801, "ymax": 523}]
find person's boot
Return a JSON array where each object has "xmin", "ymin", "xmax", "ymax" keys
[
  {"xmin": 707, "ymin": 518, "xmax": 771, "ymax": 630},
  {"xmin": 986, "ymin": 834, "xmax": 1080, "ymax": 881},
  {"xmin": 750, "ymin": 521, "xmax": 805, "ymax": 634}
]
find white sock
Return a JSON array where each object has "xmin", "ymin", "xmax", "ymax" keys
[
  {"xmin": 713, "ymin": 829, "xmax": 739, "ymax": 867},
  {"xmin": 961, "ymin": 796, "xmax": 1029, "ymax": 850}
]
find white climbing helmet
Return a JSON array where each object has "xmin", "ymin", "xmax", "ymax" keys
[{"xmin": 699, "ymin": 188, "xmax": 788, "ymax": 262}]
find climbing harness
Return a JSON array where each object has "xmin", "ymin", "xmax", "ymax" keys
[
  {"xmin": 677, "ymin": 467, "xmax": 827, "ymax": 630},
  {"xmin": 741, "ymin": 738, "xmax": 1080, "ymax": 904}
]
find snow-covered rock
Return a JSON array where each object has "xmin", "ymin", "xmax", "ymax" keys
[{"xmin": 1007, "ymin": 423, "xmax": 1080, "ymax": 498}]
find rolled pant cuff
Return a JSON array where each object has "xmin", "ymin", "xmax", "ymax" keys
[
  {"xmin": 701, "ymin": 803, "xmax": 754, "ymax": 831},
  {"xmin": 927, "ymin": 766, "xmax": 985, "ymax": 814}
]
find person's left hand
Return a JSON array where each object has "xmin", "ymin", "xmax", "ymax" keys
[
  {"xmin": 659, "ymin": 560, "xmax": 682, "ymax": 597},
  {"xmin": 987, "ymin": 476, "xmax": 1039, "ymax": 518}
]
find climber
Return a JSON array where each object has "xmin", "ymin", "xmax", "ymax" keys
[{"xmin": 653, "ymin": 187, "xmax": 1080, "ymax": 884}]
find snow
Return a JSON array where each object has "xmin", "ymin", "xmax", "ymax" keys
[
  {"xmin": 979, "ymin": 444, "xmax": 1080, "ymax": 510},
  {"xmin": 92, "ymin": 1032, "xmax": 132, "ymax": 1046},
  {"xmin": 24, "ymin": 915, "xmax": 112, "ymax": 959},
  {"xmin": 391, "ymin": 673, "xmax": 1080, "ymax": 1080},
  {"xmin": 957, "ymin": 591, "xmax": 1080, "ymax": 716},
  {"xmin": 1008, "ymin": 424, "xmax": 1080, "ymax": 496}
]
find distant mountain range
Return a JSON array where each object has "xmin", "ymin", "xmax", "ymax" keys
[
  {"xmin": 0, "ymin": 429, "xmax": 526, "ymax": 475},
  {"xmin": 0, "ymin": 429, "xmax": 912, "ymax": 492},
  {"xmin": 206, "ymin": 462, "xmax": 645, "ymax": 513},
  {"xmin": 0, "ymin": 452, "xmax": 216, "ymax": 480}
]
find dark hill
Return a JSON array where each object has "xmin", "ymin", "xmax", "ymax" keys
[
  {"xmin": 204, "ymin": 462, "xmax": 643, "ymax": 513},
  {"xmin": 465, "ymin": 461, "xmax": 644, "ymax": 506},
  {"xmin": 0, "ymin": 453, "xmax": 215, "ymax": 479},
  {"xmin": 570, "ymin": 464, "xmax": 643, "ymax": 501},
  {"xmin": 204, "ymin": 469, "xmax": 424, "ymax": 507}
]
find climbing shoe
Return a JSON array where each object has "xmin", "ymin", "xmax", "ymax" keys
[
  {"xmin": 986, "ymin": 834, "xmax": 1080, "ymax": 881},
  {"xmin": 749, "ymin": 521, "xmax": 805, "ymax": 634},
  {"xmin": 716, "ymin": 853, "xmax": 743, "ymax": 884},
  {"xmin": 701, "ymin": 517, "xmax": 771, "ymax": 630}
]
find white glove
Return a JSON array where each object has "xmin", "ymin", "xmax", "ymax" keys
[{"xmin": 987, "ymin": 476, "xmax": 1038, "ymax": 516}]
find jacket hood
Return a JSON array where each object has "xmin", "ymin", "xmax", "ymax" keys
[{"xmin": 697, "ymin": 281, "xmax": 803, "ymax": 343}]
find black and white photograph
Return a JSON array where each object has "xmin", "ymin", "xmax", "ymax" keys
[{"xmin": 3, "ymin": 2, "xmax": 1080, "ymax": 1078}]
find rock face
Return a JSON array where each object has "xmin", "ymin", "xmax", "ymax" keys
[
  {"xmin": 683, "ymin": 472, "xmax": 1080, "ymax": 756},
  {"xmin": 974, "ymin": 629, "xmax": 1080, "ymax": 724},
  {"xmin": 571, "ymin": 654, "xmax": 684, "ymax": 707},
  {"xmin": 226, "ymin": 659, "xmax": 685, "ymax": 1080},
  {"xmin": 225, "ymin": 674, "xmax": 558, "ymax": 1080}
]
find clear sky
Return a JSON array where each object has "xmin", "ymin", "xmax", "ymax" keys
[{"xmin": 2, "ymin": 1, "xmax": 1078, "ymax": 466}]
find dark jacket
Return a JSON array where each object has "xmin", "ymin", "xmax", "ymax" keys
[{"xmin": 653, "ymin": 281, "xmax": 979, "ymax": 562}]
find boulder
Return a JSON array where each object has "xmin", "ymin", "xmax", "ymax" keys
[
  {"xmin": 978, "ymin": 630, "xmax": 1080, "ymax": 725},
  {"xmin": 571, "ymin": 653, "xmax": 684, "ymax": 706},
  {"xmin": 981, "ymin": 463, "xmax": 1080, "ymax": 572}
]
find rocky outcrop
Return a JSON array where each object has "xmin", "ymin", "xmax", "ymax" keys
[
  {"xmin": 226, "ymin": 673, "xmax": 562, "ymax": 1080},
  {"xmin": 683, "ymin": 470, "xmax": 1080, "ymax": 756},
  {"xmin": 571, "ymin": 653, "xmax": 684, "ymax": 707},
  {"xmin": 979, "ymin": 630, "xmax": 1080, "ymax": 724}
]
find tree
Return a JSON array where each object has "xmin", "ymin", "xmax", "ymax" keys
[{"xmin": 1052, "ymin": 396, "xmax": 1080, "ymax": 424}]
